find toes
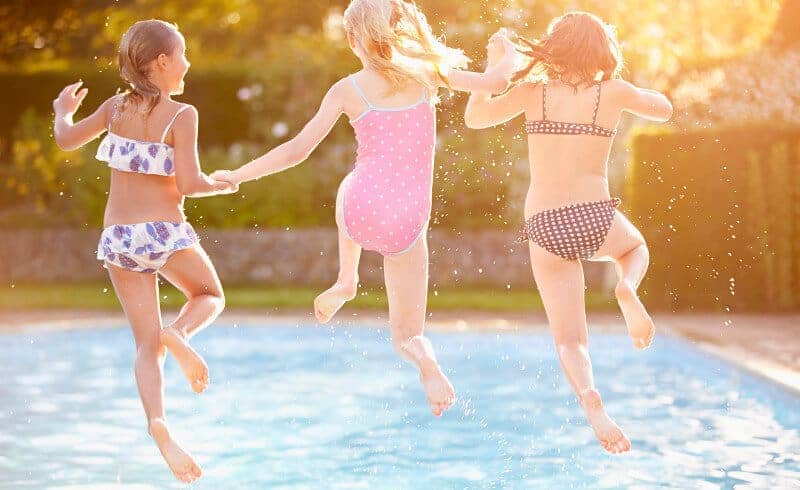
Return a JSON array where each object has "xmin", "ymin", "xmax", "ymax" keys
[
  {"xmin": 177, "ymin": 471, "xmax": 193, "ymax": 483},
  {"xmin": 606, "ymin": 435, "xmax": 630, "ymax": 454},
  {"xmin": 633, "ymin": 334, "xmax": 654, "ymax": 350},
  {"xmin": 430, "ymin": 399, "xmax": 453, "ymax": 416},
  {"xmin": 314, "ymin": 306, "xmax": 330, "ymax": 324}
]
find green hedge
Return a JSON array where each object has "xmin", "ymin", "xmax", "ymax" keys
[
  {"xmin": 628, "ymin": 126, "xmax": 800, "ymax": 312},
  {"xmin": 0, "ymin": 63, "xmax": 516, "ymax": 230},
  {"xmin": 0, "ymin": 68, "xmax": 251, "ymax": 149}
]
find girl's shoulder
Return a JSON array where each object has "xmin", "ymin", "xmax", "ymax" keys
[
  {"xmin": 166, "ymin": 102, "xmax": 198, "ymax": 133},
  {"xmin": 506, "ymin": 81, "xmax": 540, "ymax": 101},
  {"xmin": 99, "ymin": 93, "xmax": 125, "ymax": 121},
  {"xmin": 598, "ymin": 78, "xmax": 637, "ymax": 98}
]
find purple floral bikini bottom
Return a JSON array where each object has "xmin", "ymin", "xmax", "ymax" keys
[{"xmin": 97, "ymin": 221, "xmax": 198, "ymax": 274}]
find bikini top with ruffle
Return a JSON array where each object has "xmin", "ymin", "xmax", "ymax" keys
[{"xmin": 96, "ymin": 103, "xmax": 190, "ymax": 176}]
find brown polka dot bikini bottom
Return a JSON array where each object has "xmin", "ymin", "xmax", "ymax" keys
[{"xmin": 517, "ymin": 198, "xmax": 621, "ymax": 260}]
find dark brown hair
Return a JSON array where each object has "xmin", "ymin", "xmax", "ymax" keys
[{"xmin": 511, "ymin": 11, "xmax": 622, "ymax": 86}]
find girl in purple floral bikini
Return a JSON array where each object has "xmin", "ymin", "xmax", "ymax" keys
[{"xmin": 52, "ymin": 20, "xmax": 234, "ymax": 483}]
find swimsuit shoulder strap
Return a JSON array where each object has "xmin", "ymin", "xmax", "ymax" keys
[
  {"xmin": 108, "ymin": 95, "xmax": 121, "ymax": 131},
  {"xmin": 541, "ymin": 83, "xmax": 548, "ymax": 121},
  {"xmin": 592, "ymin": 82, "xmax": 602, "ymax": 125},
  {"xmin": 350, "ymin": 75, "xmax": 374, "ymax": 108},
  {"xmin": 160, "ymin": 104, "xmax": 191, "ymax": 143}
]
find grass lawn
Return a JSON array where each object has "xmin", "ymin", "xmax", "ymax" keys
[{"xmin": 0, "ymin": 282, "xmax": 618, "ymax": 312}]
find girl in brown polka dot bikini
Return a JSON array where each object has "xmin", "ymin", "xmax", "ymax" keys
[{"xmin": 465, "ymin": 13, "xmax": 673, "ymax": 454}]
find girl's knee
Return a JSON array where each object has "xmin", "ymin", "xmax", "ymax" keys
[
  {"xmin": 619, "ymin": 239, "xmax": 648, "ymax": 262},
  {"xmin": 191, "ymin": 286, "xmax": 225, "ymax": 311},
  {"xmin": 628, "ymin": 241, "xmax": 649, "ymax": 264}
]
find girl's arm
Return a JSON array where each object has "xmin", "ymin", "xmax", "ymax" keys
[
  {"xmin": 613, "ymin": 80, "xmax": 673, "ymax": 122},
  {"xmin": 444, "ymin": 35, "xmax": 517, "ymax": 95},
  {"xmin": 171, "ymin": 106, "xmax": 238, "ymax": 197},
  {"xmin": 218, "ymin": 80, "xmax": 345, "ymax": 186},
  {"xmin": 464, "ymin": 33, "xmax": 527, "ymax": 128},
  {"xmin": 53, "ymin": 81, "xmax": 114, "ymax": 151},
  {"xmin": 464, "ymin": 84, "xmax": 528, "ymax": 129}
]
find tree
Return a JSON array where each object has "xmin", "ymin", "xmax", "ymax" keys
[{"xmin": 769, "ymin": 0, "xmax": 800, "ymax": 48}]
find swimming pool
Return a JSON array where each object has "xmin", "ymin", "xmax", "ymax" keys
[{"xmin": 0, "ymin": 323, "xmax": 798, "ymax": 489}]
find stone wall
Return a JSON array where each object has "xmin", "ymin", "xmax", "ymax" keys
[{"xmin": 0, "ymin": 228, "xmax": 613, "ymax": 290}]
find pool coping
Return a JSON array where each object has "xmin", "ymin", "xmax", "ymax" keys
[{"xmin": 1, "ymin": 309, "xmax": 798, "ymax": 395}]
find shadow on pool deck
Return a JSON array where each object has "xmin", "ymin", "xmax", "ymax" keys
[{"xmin": 1, "ymin": 309, "xmax": 799, "ymax": 394}]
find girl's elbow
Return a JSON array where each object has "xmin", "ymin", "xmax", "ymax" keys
[
  {"xmin": 54, "ymin": 134, "xmax": 75, "ymax": 151},
  {"xmin": 664, "ymin": 101, "xmax": 674, "ymax": 121},
  {"xmin": 286, "ymin": 141, "xmax": 312, "ymax": 163},
  {"xmin": 487, "ymin": 77, "xmax": 507, "ymax": 95},
  {"xmin": 176, "ymin": 179, "xmax": 200, "ymax": 196},
  {"xmin": 658, "ymin": 100, "xmax": 674, "ymax": 122},
  {"xmin": 290, "ymin": 148, "xmax": 311, "ymax": 163}
]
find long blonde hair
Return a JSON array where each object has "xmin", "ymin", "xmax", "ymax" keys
[
  {"xmin": 118, "ymin": 19, "xmax": 182, "ymax": 115},
  {"xmin": 343, "ymin": 0, "xmax": 469, "ymax": 94},
  {"xmin": 511, "ymin": 11, "xmax": 622, "ymax": 86}
]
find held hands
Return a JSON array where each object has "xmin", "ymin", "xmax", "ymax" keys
[
  {"xmin": 53, "ymin": 81, "xmax": 89, "ymax": 117},
  {"xmin": 210, "ymin": 170, "xmax": 240, "ymax": 195}
]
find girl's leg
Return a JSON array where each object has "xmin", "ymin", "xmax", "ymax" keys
[
  {"xmin": 157, "ymin": 245, "xmax": 225, "ymax": 393},
  {"xmin": 529, "ymin": 244, "xmax": 631, "ymax": 454},
  {"xmin": 314, "ymin": 177, "xmax": 362, "ymax": 323},
  {"xmin": 591, "ymin": 212, "xmax": 655, "ymax": 349},
  {"xmin": 384, "ymin": 236, "xmax": 455, "ymax": 416},
  {"xmin": 107, "ymin": 265, "xmax": 201, "ymax": 483}
]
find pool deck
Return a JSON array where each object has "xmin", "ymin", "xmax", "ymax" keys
[{"xmin": 1, "ymin": 309, "xmax": 798, "ymax": 394}]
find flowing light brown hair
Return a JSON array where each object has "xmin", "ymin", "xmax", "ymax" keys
[
  {"xmin": 343, "ymin": 0, "xmax": 469, "ymax": 94},
  {"xmin": 511, "ymin": 11, "xmax": 622, "ymax": 86}
]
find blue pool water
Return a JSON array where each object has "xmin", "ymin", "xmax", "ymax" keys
[{"xmin": 0, "ymin": 323, "xmax": 798, "ymax": 489}]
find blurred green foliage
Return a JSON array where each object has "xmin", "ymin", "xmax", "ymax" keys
[
  {"xmin": 0, "ymin": 0, "xmax": 790, "ymax": 236},
  {"xmin": 628, "ymin": 126, "xmax": 800, "ymax": 312}
]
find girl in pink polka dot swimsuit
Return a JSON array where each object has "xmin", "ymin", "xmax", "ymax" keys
[{"xmin": 215, "ymin": 0, "xmax": 516, "ymax": 416}]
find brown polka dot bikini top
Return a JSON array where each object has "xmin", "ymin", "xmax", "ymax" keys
[{"xmin": 524, "ymin": 82, "xmax": 616, "ymax": 138}]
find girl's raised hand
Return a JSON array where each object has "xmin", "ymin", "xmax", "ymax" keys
[
  {"xmin": 486, "ymin": 30, "xmax": 517, "ymax": 84},
  {"xmin": 53, "ymin": 81, "xmax": 89, "ymax": 116}
]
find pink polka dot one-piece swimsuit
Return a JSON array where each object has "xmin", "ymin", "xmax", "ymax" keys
[{"xmin": 341, "ymin": 75, "xmax": 435, "ymax": 256}]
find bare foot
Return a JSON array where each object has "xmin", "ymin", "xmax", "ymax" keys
[
  {"xmin": 313, "ymin": 279, "xmax": 357, "ymax": 324},
  {"xmin": 580, "ymin": 389, "xmax": 631, "ymax": 454},
  {"xmin": 419, "ymin": 361, "xmax": 456, "ymax": 417},
  {"xmin": 615, "ymin": 280, "xmax": 655, "ymax": 349},
  {"xmin": 160, "ymin": 326, "xmax": 209, "ymax": 394},
  {"xmin": 149, "ymin": 418, "xmax": 202, "ymax": 483}
]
